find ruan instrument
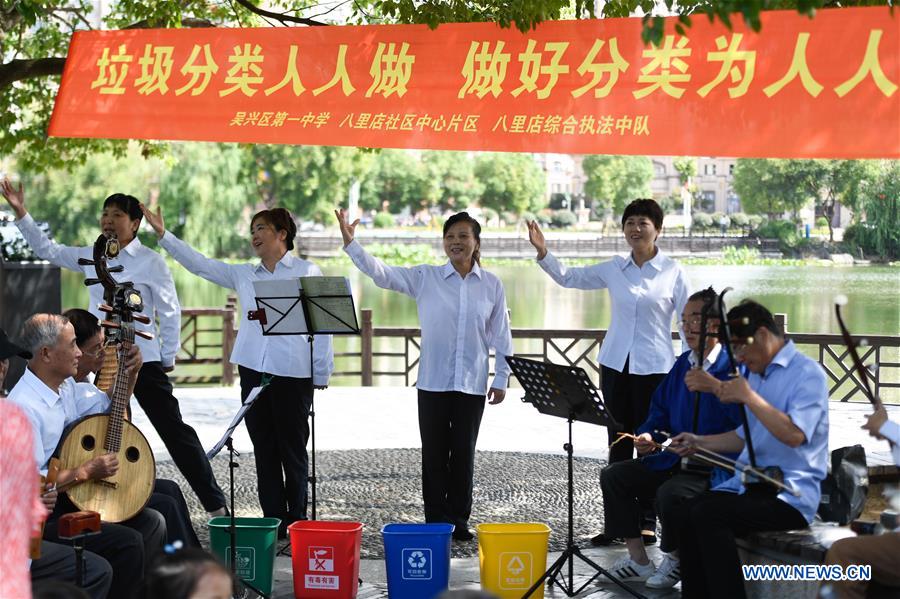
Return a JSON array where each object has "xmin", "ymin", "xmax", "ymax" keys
[{"xmin": 57, "ymin": 234, "xmax": 156, "ymax": 522}]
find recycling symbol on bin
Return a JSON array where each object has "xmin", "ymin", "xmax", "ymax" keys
[
  {"xmin": 407, "ymin": 550, "xmax": 428, "ymax": 568},
  {"xmin": 507, "ymin": 556, "xmax": 526, "ymax": 575}
]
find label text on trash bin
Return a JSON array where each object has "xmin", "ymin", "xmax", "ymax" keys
[
  {"xmin": 499, "ymin": 552, "xmax": 532, "ymax": 590},
  {"xmin": 305, "ymin": 574, "xmax": 340, "ymax": 590},
  {"xmin": 308, "ymin": 546, "xmax": 335, "ymax": 572},
  {"xmin": 225, "ymin": 546, "xmax": 256, "ymax": 581},
  {"xmin": 401, "ymin": 548, "xmax": 432, "ymax": 580}
]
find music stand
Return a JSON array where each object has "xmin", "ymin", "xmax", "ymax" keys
[
  {"xmin": 507, "ymin": 356, "xmax": 645, "ymax": 599},
  {"xmin": 207, "ymin": 384, "xmax": 268, "ymax": 597},
  {"xmin": 247, "ymin": 277, "xmax": 360, "ymax": 521}
]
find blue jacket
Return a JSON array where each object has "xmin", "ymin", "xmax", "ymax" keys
[{"xmin": 636, "ymin": 347, "xmax": 743, "ymax": 486}]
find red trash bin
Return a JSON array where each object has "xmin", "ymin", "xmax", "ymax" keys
[{"xmin": 289, "ymin": 520, "xmax": 363, "ymax": 599}]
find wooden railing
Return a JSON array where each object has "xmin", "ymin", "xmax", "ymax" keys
[{"xmin": 174, "ymin": 303, "xmax": 900, "ymax": 404}]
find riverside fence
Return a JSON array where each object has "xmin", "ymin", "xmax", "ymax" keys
[{"xmin": 176, "ymin": 299, "xmax": 899, "ymax": 404}]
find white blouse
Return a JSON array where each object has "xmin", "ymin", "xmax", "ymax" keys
[
  {"xmin": 160, "ymin": 232, "xmax": 334, "ymax": 384},
  {"xmin": 538, "ymin": 250, "xmax": 689, "ymax": 375},
  {"xmin": 344, "ymin": 240, "xmax": 513, "ymax": 396}
]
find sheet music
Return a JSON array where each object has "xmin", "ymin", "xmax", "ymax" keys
[
  {"xmin": 206, "ymin": 385, "xmax": 265, "ymax": 459},
  {"xmin": 251, "ymin": 279, "xmax": 308, "ymax": 334},
  {"xmin": 301, "ymin": 276, "xmax": 359, "ymax": 333}
]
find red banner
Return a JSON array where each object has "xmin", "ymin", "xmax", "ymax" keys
[{"xmin": 48, "ymin": 7, "xmax": 899, "ymax": 159}]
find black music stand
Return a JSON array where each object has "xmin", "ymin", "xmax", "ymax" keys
[
  {"xmin": 507, "ymin": 356, "xmax": 645, "ymax": 599},
  {"xmin": 247, "ymin": 277, "xmax": 360, "ymax": 521},
  {"xmin": 207, "ymin": 385, "xmax": 268, "ymax": 597}
]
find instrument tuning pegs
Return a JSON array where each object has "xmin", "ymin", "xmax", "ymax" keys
[
  {"xmin": 98, "ymin": 304, "xmax": 114, "ymax": 313},
  {"xmin": 107, "ymin": 265, "xmax": 124, "ymax": 273},
  {"xmin": 132, "ymin": 314, "xmax": 151, "ymax": 325},
  {"xmin": 101, "ymin": 320, "xmax": 121, "ymax": 329},
  {"xmin": 84, "ymin": 278, "xmax": 101, "ymax": 286},
  {"xmin": 77, "ymin": 258, "xmax": 95, "ymax": 266},
  {"xmin": 135, "ymin": 330, "xmax": 154, "ymax": 340}
]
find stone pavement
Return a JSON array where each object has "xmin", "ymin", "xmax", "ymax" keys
[{"xmin": 138, "ymin": 386, "xmax": 897, "ymax": 598}]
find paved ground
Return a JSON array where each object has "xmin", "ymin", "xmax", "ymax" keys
[{"xmin": 137, "ymin": 386, "xmax": 897, "ymax": 598}]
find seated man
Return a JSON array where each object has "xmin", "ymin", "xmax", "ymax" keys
[
  {"xmin": 823, "ymin": 404, "xmax": 900, "ymax": 598},
  {"xmin": 671, "ymin": 300, "xmax": 829, "ymax": 599},
  {"xmin": 1, "ymin": 328, "xmax": 113, "ymax": 598},
  {"xmin": 65, "ymin": 308, "xmax": 201, "ymax": 547},
  {"xmin": 8, "ymin": 313, "xmax": 166, "ymax": 598},
  {"xmin": 601, "ymin": 287, "xmax": 742, "ymax": 588}
]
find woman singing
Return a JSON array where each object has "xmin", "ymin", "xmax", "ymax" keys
[
  {"xmin": 142, "ymin": 204, "xmax": 333, "ymax": 538},
  {"xmin": 335, "ymin": 209, "xmax": 513, "ymax": 542},
  {"xmin": 528, "ymin": 198, "xmax": 690, "ymax": 545}
]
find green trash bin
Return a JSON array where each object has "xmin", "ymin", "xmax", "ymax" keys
[{"xmin": 209, "ymin": 516, "xmax": 281, "ymax": 596}]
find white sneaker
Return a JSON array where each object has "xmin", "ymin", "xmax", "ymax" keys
[
  {"xmin": 646, "ymin": 553, "xmax": 681, "ymax": 589},
  {"xmin": 608, "ymin": 556, "xmax": 656, "ymax": 582}
]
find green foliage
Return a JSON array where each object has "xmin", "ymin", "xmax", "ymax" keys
[
  {"xmin": 246, "ymin": 144, "xmax": 366, "ymax": 222},
  {"xmin": 422, "ymin": 151, "xmax": 483, "ymax": 211},
  {"xmin": 361, "ymin": 150, "xmax": 430, "ymax": 213},
  {"xmin": 474, "ymin": 153, "xmax": 545, "ymax": 214},
  {"xmin": 756, "ymin": 219, "xmax": 801, "ymax": 251},
  {"xmin": 373, "ymin": 212, "xmax": 396, "ymax": 228},
  {"xmin": 730, "ymin": 212, "xmax": 750, "ymax": 227},
  {"xmin": 691, "ymin": 212, "xmax": 713, "ymax": 230},
  {"xmin": 549, "ymin": 210, "xmax": 577, "ymax": 228},
  {"xmin": 681, "ymin": 246, "xmax": 805, "ymax": 266},
  {"xmin": 582, "ymin": 155, "xmax": 653, "ymax": 216},
  {"xmin": 815, "ymin": 216, "xmax": 829, "ymax": 228},
  {"xmin": 842, "ymin": 160, "xmax": 900, "ymax": 259},
  {"xmin": 364, "ymin": 242, "xmax": 437, "ymax": 264},
  {"xmin": 721, "ymin": 246, "xmax": 761, "ymax": 264},
  {"xmin": 672, "ymin": 157, "xmax": 697, "ymax": 184}
]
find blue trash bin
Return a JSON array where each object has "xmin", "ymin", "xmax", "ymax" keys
[{"xmin": 382, "ymin": 523, "xmax": 454, "ymax": 599}]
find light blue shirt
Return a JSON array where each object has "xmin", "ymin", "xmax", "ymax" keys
[
  {"xmin": 537, "ymin": 250, "xmax": 689, "ymax": 374},
  {"xmin": 7, "ymin": 369, "xmax": 110, "ymax": 472},
  {"xmin": 344, "ymin": 240, "xmax": 513, "ymax": 395},
  {"xmin": 712, "ymin": 340, "xmax": 829, "ymax": 524},
  {"xmin": 16, "ymin": 214, "xmax": 181, "ymax": 367},
  {"xmin": 159, "ymin": 231, "xmax": 334, "ymax": 384}
]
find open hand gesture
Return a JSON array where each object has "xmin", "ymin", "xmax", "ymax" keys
[
  {"xmin": 0, "ymin": 178, "xmax": 27, "ymax": 219},
  {"xmin": 139, "ymin": 202, "xmax": 166, "ymax": 238},
  {"xmin": 334, "ymin": 209, "xmax": 359, "ymax": 247},
  {"xmin": 527, "ymin": 220, "xmax": 547, "ymax": 260}
]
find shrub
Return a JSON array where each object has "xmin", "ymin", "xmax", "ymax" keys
[
  {"xmin": 373, "ymin": 212, "xmax": 395, "ymax": 228},
  {"xmin": 501, "ymin": 211, "xmax": 519, "ymax": 226},
  {"xmin": 691, "ymin": 212, "xmax": 713, "ymax": 230},
  {"xmin": 550, "ymin": 210, "xmax": 577, "ymax": 228},
  {"xmin": 756, "ymin": 219, "xmax": 800, "ymax": 250},
  {"xmin": 747, "ymin": 215, "xmax": 764, "ymax": 229},
  {"xmin": 815, "ymin": 216, "xmax": 829, "ymax": 228},
  {"xmin": 730, "ymin": 212, "xmax": 749, "ymax": 228},
  {"xmin": 481, "ymin": 207, "xmax": 498, "ymax": 223}
]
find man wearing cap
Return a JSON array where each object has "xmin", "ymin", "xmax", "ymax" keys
[{"xmin": 0, "ymin": 326, "xmax": 33, "ymax": 396}]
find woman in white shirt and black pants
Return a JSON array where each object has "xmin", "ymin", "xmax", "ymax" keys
[
  {"xmin": 529, "ymin": 199, "xmax": 690, "ymax": 543},
  {"xmin": 143, "ymin": 205, "xmax": 334, "ymax": 537},
  {"xmin": 336, "ymin": 209, "xmax": 513, "ymax": 542}
]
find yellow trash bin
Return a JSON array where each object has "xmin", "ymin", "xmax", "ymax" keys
[{"xmin": 476, "ymin": 523, "xmax": 551, "ymax": 599}]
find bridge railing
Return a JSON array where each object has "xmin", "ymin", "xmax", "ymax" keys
[{"xmin": 175, "ymin": 303, "xmax": 899, "ymax": 404}]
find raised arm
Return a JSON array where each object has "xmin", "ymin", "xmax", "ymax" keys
[
  {"xmin": 335, "ymin": 209, "xmax": 421, "ymax": 298},
  {"xmin": 528, "ymin": 220, "xmax": 609, "ymax": 290},
  {"xmin": 143, "ymin": 203, "xmax": 239, "ymax": 291},
  {"xmin": 3, "ymin": 179, "xmax": 85, "ymax": 271}
]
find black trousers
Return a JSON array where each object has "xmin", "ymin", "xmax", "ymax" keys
[
  {"xmin": 600, "ymin": 459, "xmax": 710, "ymax": 553},
  {"xmin": 133, "ymin": 361, "xmax": 226, "ymax": 512},
  {"xmin": 601, "ymin": 359, "xmax": 666, "ymax": 464},
  {"xmin": 149, "ymin": 478, "xmax": 200, "ymax": 547},
  {"xmin": 31, "ymin": 541, "xmax": 113, "ymax": 599},
  {"xmin": 43, "ymin": 510, "xmax": 158, "ymax": 599},
  {"xmin": 239, "ymin": 366, "xmax": 314, "ymax": 525},
  {"xmin": 417, "ymin": 389, "xmax": 486, "ymax": 530},
  {"xmin": 678, "ymin": 489, "xmax": 808, "ymax": 598}
]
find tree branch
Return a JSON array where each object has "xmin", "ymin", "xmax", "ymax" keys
[
  {"xmin": 233, "ymin": 0, "xmax": 327, "ymax": 26},
  {"xmin": 0, "ymin": 57, "xmax": 66, "ymax": 90}
]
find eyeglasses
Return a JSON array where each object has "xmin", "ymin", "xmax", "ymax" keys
[{"xmin": 679, "ymin": 317, "xmax": 703, "ymax": 329}]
